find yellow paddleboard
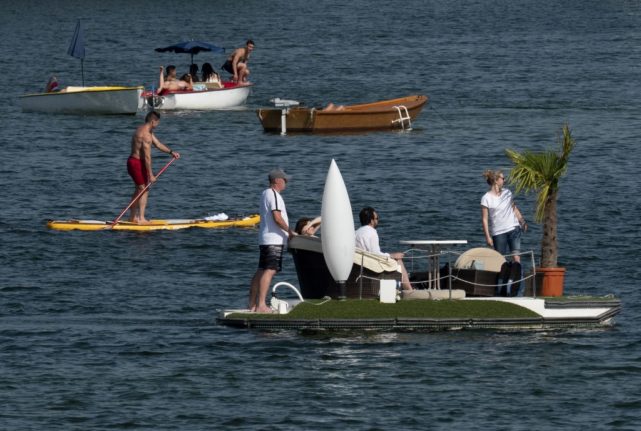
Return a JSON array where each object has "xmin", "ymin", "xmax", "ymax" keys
[{"xmin": 47, "ymin": 214, "xmax": 260, "ymax": 231}]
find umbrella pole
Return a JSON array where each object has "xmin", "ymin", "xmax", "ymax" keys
[{"xmin": 81, "ymin": 58, "xmax": 85, "ymax": 87}]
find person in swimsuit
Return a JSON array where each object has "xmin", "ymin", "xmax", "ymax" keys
[
  {"xmin": 221, "ymin": 39, "xmax": 254, "ymax": 84},
  {"xmin": 127, "ymin": 111, "xmax": 180, "ymax": 224},
  {"xmin": 158, "ymin": 66, "xmax": 193, "ymax": 92}
]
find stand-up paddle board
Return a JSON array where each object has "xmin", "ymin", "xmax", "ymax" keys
[{"xmin": 47, "ymin": 214, "xmax": 260, "ymax": 231}]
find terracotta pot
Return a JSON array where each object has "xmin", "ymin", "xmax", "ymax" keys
[{"xmin": 537, "ymin": 267, "xmax": 566, "ymax": 297}]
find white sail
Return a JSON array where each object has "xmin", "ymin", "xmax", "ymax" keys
[{"xmin": 321, "ymin": 159, "xmax": 355, "ymax": 282}]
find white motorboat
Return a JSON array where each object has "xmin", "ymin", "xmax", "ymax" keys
[
  {"xmin": 144, "ymin": 83, "xmax": 252, "ymax": 111},
  {"xmin": 18, "ymin": 86, "xmax": 143, "ymax": 115}
]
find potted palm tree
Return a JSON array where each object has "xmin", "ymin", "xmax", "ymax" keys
[{"xmin": 505, "ymin": 124, "xmax": 576, "ymax": 296}]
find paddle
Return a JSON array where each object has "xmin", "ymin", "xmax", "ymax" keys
[{"xmin": 110, "ymin": 157, "xmax": 177, "ymax": 227}]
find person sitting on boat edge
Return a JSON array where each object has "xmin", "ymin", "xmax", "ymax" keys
[
  {"xmin": 355, "ymin": 207, "xmax": 413, "ymax": 291},
  {"xmin": 221, "ymin": 39, "xmax": 254, "ymax": 85},
  {"xmin": 158, "ymin": 66, "xmax": 193, "ymax": 93},
  {"xmin": 295, "ymin": 216, "xmax": 321, "ymax": 236}
]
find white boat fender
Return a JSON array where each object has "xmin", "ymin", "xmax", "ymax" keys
[{"xmin": 270, "ymin": 282, "xmax": 305, "ymax": 314}]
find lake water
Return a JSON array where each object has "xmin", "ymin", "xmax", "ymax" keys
[{"xmin": 2, "ymin": 0, "xmax": 641, "ymax": 429}]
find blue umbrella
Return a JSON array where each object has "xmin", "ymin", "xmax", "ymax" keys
[
  {"xmin": 67, "ymin": 19, "xmax": 86, "ymax": 86},
  {"xmin": 155, "ymin": 40, "xmax": 225, "ymax": 64}
]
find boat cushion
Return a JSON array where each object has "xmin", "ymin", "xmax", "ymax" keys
[
  {"xmin": 401, "ymin": 289, "xmax": 466, "ymax": 300},
  {"xmin": 454, "ymin": 247, "xmax": 506, "ymax": 273}
]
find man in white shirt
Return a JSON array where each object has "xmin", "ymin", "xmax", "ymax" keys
[
  {"xmin": 355, "ymin": 207, "xmax": 413, "ymax": 291},
  {"xmin": 248, "ymin": 168, "xmax": 294, "ymax": 312}
]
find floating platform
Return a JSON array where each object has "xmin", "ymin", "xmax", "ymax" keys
[
  {"xmin": 47, "ymin": 214, "xmax": 260, "ymax": 231},
  {"xmin": 217, "ymin": 296, "xmax": 621, "ymax": 330}
]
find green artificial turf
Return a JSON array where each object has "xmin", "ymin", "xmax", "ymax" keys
[{"xmin": 227, "ymin": 299, "xmax": 540, "ymax": 320}]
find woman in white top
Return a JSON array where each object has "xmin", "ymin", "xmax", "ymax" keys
[{"xmin": 481, "ymin": 169, "xmax": 528, "ymax": 263}]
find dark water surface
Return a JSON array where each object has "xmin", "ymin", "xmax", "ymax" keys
[{"xmin": 2, "ymin": 0, "xmax": 641, "ymax": 429}]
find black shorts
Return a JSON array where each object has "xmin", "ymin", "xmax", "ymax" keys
[
  {"xmin": 258, "ymin": 245, "xmax": 284, "ymax": 271},
  {"xmin": 221, "ymin": 60, "xmax": 233, "ymax": 75}
]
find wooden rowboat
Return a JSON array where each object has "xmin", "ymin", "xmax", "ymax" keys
[{"xmin": 257, "ymin": 95, "xmax": 428, "ymax": 133}]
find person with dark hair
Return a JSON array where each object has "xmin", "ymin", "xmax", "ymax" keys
[
  {"xmin": 164, "ymin": 65, "xmax": 178, "ymax": 82},
  {"xmin": 126, "ymin": 111, "xmax": 180, "ymax": 224},
  {"xmin": 295, "ymin": 216, "xmax": 321, "ymax": 235},
  {"xmin": 201, "ymin": 62, "xmax": 222, "ymax": 87},
  {"xmin": 179, "ymin": 74, "xmax": 194, "ymax": 91},
  {"xmin": 355, "ymin": 207, "xmax": 413, "ymax": 290},
  {"xmin": 189, "ymin": 63, "xmax": 200, "ymax": 82},
  {"xmin": 158, "ymin": 66, "xmax": 193, "ymax": 92},
  {"xmin": 221, "ymin": 39, "xmax": 254, "ymax": 84},
  {"xmin": 248, "ymin": 168, "xmax": 294, "ymax": 312}
]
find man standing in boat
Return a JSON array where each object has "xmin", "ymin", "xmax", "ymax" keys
[
  {"xmin": 248, "ymin": 168, "xmax": 294, "ymax": 313},
  {"xmin": 127, "ymin": 111, "xmax": 180, "ymax": 224},
  {"xmin": 221, "ymin": 40, "xmax": 254, "ymax": 85}
]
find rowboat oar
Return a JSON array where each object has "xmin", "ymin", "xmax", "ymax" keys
[{"xmin": 110, "ymin": 157, "xmax": 177, "ymax": 227}]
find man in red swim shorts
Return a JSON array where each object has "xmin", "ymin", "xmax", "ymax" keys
[{"xmin": 127, "ymin": 111, "xmax": 180, "ymax": 223}]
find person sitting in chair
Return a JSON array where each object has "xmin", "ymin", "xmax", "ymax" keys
[{"xmin": 355, "ymin": 207, "xmax": 413, "ymax": 291}]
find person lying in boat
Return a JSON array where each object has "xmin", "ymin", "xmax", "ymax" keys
[
  {"xmin": 355, "ymin": 206, "xmax": 413, "ymax": 291},
  {"xmin": 322, "ymin": 102, "xmax": 345, "ymax": 111},
  {"xmin": 295, "ymin": 216, "xmax": 321, "ymax": 236},
  {"xmin": 158, "ymin": 67, "xmax": 193, "ymax": 92},
  {"xmin": 201, "ymin": 62, "xmax": 223, "ymax": 88}
]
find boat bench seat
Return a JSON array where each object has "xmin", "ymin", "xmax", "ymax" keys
[
  {"xmin": 288, "ymin": 235, "xmax": 401, "ymax": 299},
  {"xmin": 289, "ymin": 235, "xmax": 400, "ymax": 273}
]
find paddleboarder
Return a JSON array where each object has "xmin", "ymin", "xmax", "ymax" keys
[
  {"xmin": 127, "ymin": 111, "xmax": 180, "ymax": 224},
  {"xmin": 248, "ymin": 168, "xmax": 294, "ymax": 313}
]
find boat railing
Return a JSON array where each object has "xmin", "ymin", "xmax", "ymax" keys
[{"xmin": 400, "ymin": 248, "xmax": 538, "ymax": 298}]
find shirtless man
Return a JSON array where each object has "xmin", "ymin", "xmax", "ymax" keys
[
  {"xmin": 221, "ymin": 39, "xmax": 254, "ymax": 84},
  {"xmin": 126, "ymin": 111, "xmax": 180, "ymax": 224},
  {"xmin": 158, "ymin": 66, "xmax": 193, "ymax": 92}
]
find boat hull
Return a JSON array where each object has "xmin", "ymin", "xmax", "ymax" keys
[
  {"xmin": 257, "ymin": 95, "xmax": 428, "ymax": 132},
  {"xmin": 47, "ymin": 214, "xmax": 260, "ymax": 231},
  {"xmin": 149, "ymin": 84, "xmax": 251, "ymax": 110},
  {"xmin": 19, "ymin": 86, "xmax": 143, "ymax": 115},
  {"xmin": 218, "ymin": 296, "xmax": 622, "ymax": 330}
]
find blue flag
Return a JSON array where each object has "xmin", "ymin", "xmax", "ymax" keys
[{"xmin": 67, "ymin": 20, "xmax": 85, "ymax": 59}]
